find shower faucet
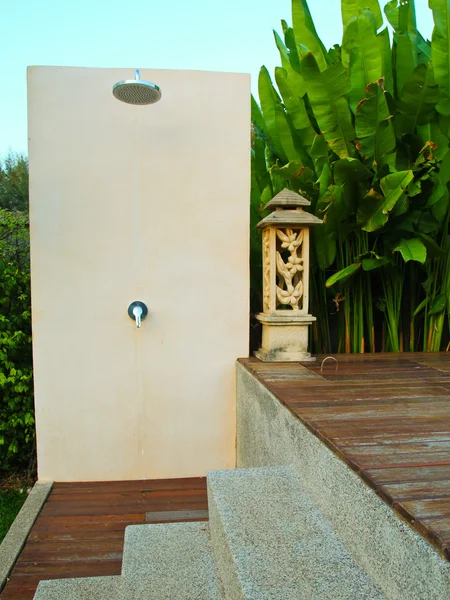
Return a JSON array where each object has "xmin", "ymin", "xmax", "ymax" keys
[
  {"xmin": 133, "ymin": 305, "xmax": 143, "ymax": 328},
  {"xmin": 128, "ymin": 301, "xmax": 148, "ymax": 328}
]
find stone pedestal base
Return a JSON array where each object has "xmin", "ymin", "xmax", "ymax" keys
[{"xmin": 254, "ymin": 313, "xmax": 316, "ymax": 362}]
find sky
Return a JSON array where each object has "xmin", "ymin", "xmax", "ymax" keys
[{"xmin": 1, "ymin": 0, "xmax": 434, "ymax": 157}]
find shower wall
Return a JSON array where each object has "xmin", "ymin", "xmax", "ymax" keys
[{"xmin": 27, "ymin": 67, "xmax": 250, "ymax": 481}]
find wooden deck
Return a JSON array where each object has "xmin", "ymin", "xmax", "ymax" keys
[
  {"xmin": 240, "ymin": 352, "xmax": 450, "ymax": 560},
  {"xmin": 3, "ymin": 353, "xmax": 450, "ymax": 598},
  {"xmin": 0, "ymin": 478, "xmax": 208, "ymax": 600}
]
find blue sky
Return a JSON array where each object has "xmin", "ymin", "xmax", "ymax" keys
[{"xmin": 1, "ymin": 0, "xmax": 434, "ymax": 157}]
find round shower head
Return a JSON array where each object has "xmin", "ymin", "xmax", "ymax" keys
[{"xmin": 113, "ymin": 70, "xmax": 161, "ymax": 105}]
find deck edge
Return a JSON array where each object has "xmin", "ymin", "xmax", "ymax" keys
[{"xmin": 0, "ymin": 481, "xmax": 53, "ymax": 591}]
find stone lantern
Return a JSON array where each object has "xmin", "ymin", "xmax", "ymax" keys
[{"xmin": 254, "ymin": 188, "xmax": 323, "ymax": 362}]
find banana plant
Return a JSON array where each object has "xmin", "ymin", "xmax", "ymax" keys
[{"xmin": 251, "ymin": 0, "xmax": 450, "ymax": 353}]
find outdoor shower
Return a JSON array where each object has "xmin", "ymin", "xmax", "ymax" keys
[
  {"xmin": 112, "ymin": 70, "xmax": 158, "ymax": 328},
  {"xmin": 112, "ymin": 69, "xmax": 161, "ymax": 105}
]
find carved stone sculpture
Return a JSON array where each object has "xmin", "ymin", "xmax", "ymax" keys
[{"xmin": 254, "ymin": 188, "xmax": 323, "ymax": 362}]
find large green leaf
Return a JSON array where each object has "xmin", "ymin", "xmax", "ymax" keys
[
  {"xmin": 386, "ymin": 0, "xmax": 423, "ymax": 99},
  {"xmin": 275, "ymin": 109, "xmax": 311, "ymax": 165},
  {"xmin": 251, "ymin": 95, "xmax": 265, "ymax": 133},
  {"xmin": 380, "ymin": 170, "xmax": 415, "ymax": 203},
  {"xmin": 317, "ymin": 184, "xmax": 355, "ymax": 231},
  {"xmin": 355, "ymin": 81, "xmax": 396, "ymax": 167},
  {"xmin": 274, "ymin": 68, "xmax": 314, "ymax": 138},
  {"xmin": 292, "ymin": 0, "xmax": 329, "ymax": 72},
  {"xmin": 428, "ymin": 293, "xmax": 446, "ymax": 315},
  {"xmin": 252, "ymin": 137, "xmax": 270, "ymax": 194},
  {"xmin": 326, "ymin": 262, "xmax": 361, "ymax": 287},
  {"xmin": 378, "ymin": 28, "xmax": 394, "ymax": 95},
  {"xmin": 269, "ymin": 162, "xmax": 316, "ymax": 197},
  {"xmin": 384, "ymin": 0, "xmax": 399, "ymax": 30},
  {"xmin": 261, "ymin": 185, "xmax": 273, "ymax": 207},
  {"xmin": 427, "ymin": 148, "xmax": 450, "ymax": 220},
  {"xmin": 284, "ymin": 26, "xmax": 302, "ymax": 73},
  {"xmin": 309, "ymin": 134, "xmax": 329, "ymax": 179},
  {"xmin": 275, "ymin": 67, "xmax": 315, "ymax": 162},
  {"xmin": 334, "ymin": 158, "xmax": 372, "ymax": 184},
  {"xmin": 318, "ymin": 162, "xmax": 332, "ymax": 198},
  {"xmin": 343, "ymin": 11, "xmax": 384, "ymax": 112},
  {"xmin": 417, "ymin": 119, "xmax": 449, "ymax": 158},
  {"xmin": 397, "ymin": 210, "xmax": 439, "ymax": 233},
  {"xmin": 417, "ymin": 232, "xmax": 446, "ymax": 258},
  {"xmin": 273, "ymin": 30, "xmax": 291, "ymax": 71},
  {"xmin": 428, "ymin": 148, "xmax": 450, "ymax": 208},
  {"xmin": 312, "ymin": 222, "xmax": 337, "ymax": 270},
  {"xmin": 397, "ymin": 64, "xmax": 440, "ymax": 134},
  {"xmin": 418, "ymin": 36, "xmax": 432, "ymax": 65},
  {"xmin": 342, "ymin": 0, "xmax": 383, "ymax": 30},
  {"xmin": 402, "ymin": 7, "xmax": 432, "ymax": 67},
  {"xmin": 385, "ymin": 0, "xmax": 427, "ymax": 65},
  {"xmin": 274, "ymin": 30, "xmax": 305, "ymax": 97},
  {"xmin": 394, "ymin": 1, "xmax": 419, "ymax": 96},
  {"xmin": 385, "ymin": 0, "xmax": 417, "ymax": 33},
  {"xmin": 358, "ymin": 170, "xmax": 414, "ymax": 231},
  {"xmin": 430, "ymin": 0, "xmax": 450, "ymax": 116},
  {"xmin": 362, "ymin": 256, "xmax": 390, "ymax": 270},
  {"xmin": 393, "ymin": 237, "xmax": 427, "ymax": 263},
  {"xmin": 258, "ymin": 67, "xmax": 287, "ymax": 162},
  {"xmin": 250, "ymin": 177, "xmax": 264, "ymax": 236},
  {"xmin": 431, "ymin": 189, "xmax": 450, "ymax": 221},
  {"xmin": 301, "ymin": 53, "xmax": 355, "ymax": 158}
]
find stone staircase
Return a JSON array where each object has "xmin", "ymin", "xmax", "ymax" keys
[{"xmin": 34, "ymin": 465, "xmax": 387, "ymax": 599}]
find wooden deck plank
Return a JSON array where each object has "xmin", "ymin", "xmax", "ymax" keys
[
  {"xmin": 50, "ymin": 477, "xmax": 207, "ymax": 492},
  {"xmin": 240, "ymin": 352, "xmax": 450, "ymax": 560},
  {"xmin": 44, "ymin": 489, "xmax": 208, "ymax": 505},
  {"xmin": 39, "ymin": 500, "xmax": 208, "ymax": 517},
  {"xmin": 380, "ymin": 480, "xmax": 450, "ymax": 501},
  {"xmin": 0, "ymin": 477, "xmax": 208, "ymax": 600},
  {"xmin": 366, "ymin": 465, "xmax": 450, "ymax": 484}
]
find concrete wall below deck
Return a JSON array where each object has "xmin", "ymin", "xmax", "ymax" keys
[{"xmin": 236, "ymin": 362, "xmax": 450, "ymax": 600}]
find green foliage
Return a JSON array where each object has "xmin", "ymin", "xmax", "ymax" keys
[
  {"xmin": 0, "ymin": 209, "xmax": 34, "ymax": 469},
  {"xmin": 252, "ymin": 0, "xmax": 450, "ymax": 353},
  {"xmin": 0, "ymin": 153, "xmax": 29, "ymax": 212},
  {"xmin": 0, "ymin": 488, "xmax": 28, "ymax": 542}
]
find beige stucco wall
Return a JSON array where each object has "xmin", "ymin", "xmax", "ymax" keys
[{"xmin": 28, "ymin": 66, "xmax": 250, "ymax": 482}]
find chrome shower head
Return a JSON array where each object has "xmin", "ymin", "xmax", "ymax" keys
[{"xmin": 112, "ymin": 70, "xmax": 161, "ymax": 105}]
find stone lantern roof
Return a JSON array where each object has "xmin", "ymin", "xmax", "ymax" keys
[{"xmin": 257, "ymin": 188, "xmax": 323, "ymax": 228}]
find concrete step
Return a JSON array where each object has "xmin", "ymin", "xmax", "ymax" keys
[
  {"xmin": 34, "ymin": 575, "xmax": 122, "ymax": 599},
  {"xmin": 208, "ymin": 466, "xmax": 386, "ymax": 600},
  {"xmin": 121, "ymin": 521, "xmax": 224, "ymax": 599}
]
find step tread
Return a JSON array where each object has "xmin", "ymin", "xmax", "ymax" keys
[
  {"xmin": 208, "ymin": 466, "xmax": 385, "ymax": 600},
  {"xmin": 121, "ymin": 521, "xmax": 223, "ymax": 599},
  {"xmin": 34, "ymin": 575, "xmax": 121, "ymax": 599}
]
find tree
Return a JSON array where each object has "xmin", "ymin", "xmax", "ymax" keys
[{"xmin": 0, "ymin": 152, "xmax": 29, "ymax": 212}]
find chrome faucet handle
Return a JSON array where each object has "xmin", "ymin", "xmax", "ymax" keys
[
  {"xmin": 128, "ymin": 301, "xmax": 148, "ymax": 328},
  {"xmin": 133, "ymin": 305, "xmax": 143, "ymax": 328}
]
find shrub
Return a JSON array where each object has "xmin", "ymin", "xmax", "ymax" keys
[{"xmin": 0, "ymin": 209, "xmax": 34, "ymax": 470}]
